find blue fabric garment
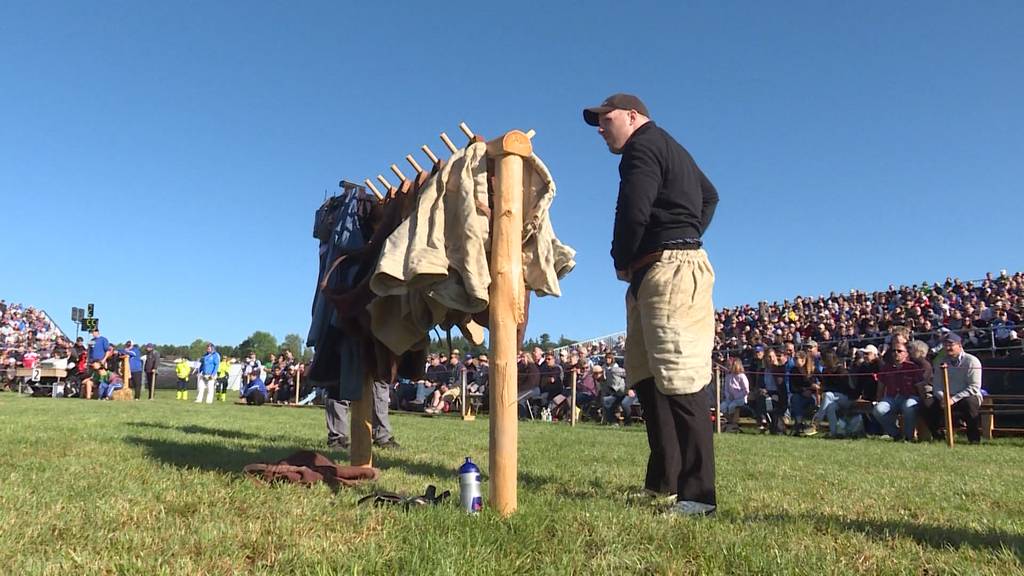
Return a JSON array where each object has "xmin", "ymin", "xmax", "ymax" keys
[
  {"xmin": 200, "ymin": 351, "xmax": 221, "ymax": 375},
  {"xmin": 89, "ymin": 336, "xmax": 111, "ymax": 360},
  {"xmin": 242, "ymin": 377, "xmax": 268, "ymax": 400},
  {"xmin": 120, "ymin": 346, "xmax": 143, "ymax": 372},
  {"xmin": 307, "ymin": 189, "xmax": 372, "ymax": 401}
]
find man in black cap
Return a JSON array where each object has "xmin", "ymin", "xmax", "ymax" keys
[
  {"xmin": 143, "ymin": 343, "xmax": 160, "ymax": 400},
  {"xmin": 584, "ymin": 93, "xmax": 720, "ymax": 516}
]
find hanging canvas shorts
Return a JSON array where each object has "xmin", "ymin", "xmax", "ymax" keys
[{"xmin": 625, "ymin": 249, "xmax": 715, "ymax": 396}]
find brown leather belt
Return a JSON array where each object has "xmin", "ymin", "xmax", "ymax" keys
[{"xmin": 627, "ymin": 245, "xmax": 701, "ymax": 277}]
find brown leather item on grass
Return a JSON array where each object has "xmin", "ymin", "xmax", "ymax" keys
[{"xmin": 243, "ymin": 450, "xmax": 380, "ymax": 487}]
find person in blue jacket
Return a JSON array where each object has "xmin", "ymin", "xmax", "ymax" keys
[
  {"xmin": 196, "ymin": 343, "xmax": 221, "ymax": 404},
  {"xmin": 240, "ymin": 371, "xmax": 268, "ymax": 406},
  {"xmin": 118, "ymin": 340, "xmax": 145, "ymax": 400}
]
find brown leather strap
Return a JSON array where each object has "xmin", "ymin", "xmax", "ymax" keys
[{"xmin": 628, "ymin": 251, "xmax": 664, "ymax": 277}]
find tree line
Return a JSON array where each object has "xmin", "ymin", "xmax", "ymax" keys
[
  {"xmin": 156, "ymin": 331, "xmax": 575, "ymax": 364},
  {"xmin": 154, "ymin": 331, "xmax": 311, "ymax": 364}
]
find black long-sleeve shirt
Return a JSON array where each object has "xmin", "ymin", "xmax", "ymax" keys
[{"xmin": 611, "ymin": 122, "xmax": 719, "ymax": 272}]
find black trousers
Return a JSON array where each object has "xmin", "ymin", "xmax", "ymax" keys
[
  {"xmin": 131, "ymin": 371, "xmax": 143, "ymax": 400},
  {"xmin": 634, "ymin": 378, "xmax": 716, "ymax": 506},
  {"xmin": 928, "ymin": 395, "xmax": 982, "ymax": 443}
]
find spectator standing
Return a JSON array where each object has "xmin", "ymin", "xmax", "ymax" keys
[
  {"xmin": 175, "ymin": 357, "xmax": 192, "ymax": 400},
  {"xmin": 216, "ymin": 356, "xmax": 232, "ymax": 402},
  {"xmin": 143, "ymin": 343, "xmax": 159, "ymax": 400},
  {"xmin": 88, "ymin": 328, "xmax": 111, "ymax": 363},
  {"xmin": 119, "ymin": 340, "xmax": 144, "ymax": 400},
  {"xmin": 195, "ymin": 343, "xmax": 221, "ymax": 404},
  {"xmin": 323, "ymin": 385, "xmax": 400, "ymax": 449}
]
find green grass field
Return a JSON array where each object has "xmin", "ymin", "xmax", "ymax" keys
[{"xmin": 1, "ymin": 392, "xmax": 1022, "ymax": 575}]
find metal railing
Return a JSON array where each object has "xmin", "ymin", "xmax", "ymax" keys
[{"xmin": 714, "ymin": 325, "xmax": 1023, "ymax": 360}]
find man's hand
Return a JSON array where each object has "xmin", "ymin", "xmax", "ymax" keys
[{"xmin": 616, "ymin": 269, "xmax": 630, "ymax": 282}]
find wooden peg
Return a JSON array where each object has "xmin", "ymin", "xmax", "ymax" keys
[
  {"xmin": 525, "ymin": 129, "xmax": 536, "ymax": 139},
  {"xmin": 376, "ymin": 174, "xmax": 393, "ymax": 191},
  {"xmin": 421, "ymin": 145, "xmax": 439, "ymax": 165},
  {"xmin": 364, "ymin": 179, "xmax": 384, "ymax": 201},
  {"xmin": 440, "ymin": 132, "xmax": 458, "ymax": 153},
  {"xmin": 390, "ymin": 164, "xmax": 407, "ymax": 182},
  {"xmin": 405, "ymin": 154, "xmax": 424, "ymax": 174},
  {"xmin": 459, "ymin": 122, "xmax": 475, "ymax": 140}
]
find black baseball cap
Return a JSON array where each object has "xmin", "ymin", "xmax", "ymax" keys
[{"xmin": 583, "ymin": 93, "xmax": 650, "ymax": 126}]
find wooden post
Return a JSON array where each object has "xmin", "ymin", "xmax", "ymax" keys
[
  {"xmin": 461, "ymin": 369, "xmax": 475, "ymax": 421},
  {"xmin": 570, "ymin": 370, "xmax": 578, "ymax": 427},
  {"xmin": 294, "ymin": 367, "xmax": 301, "ymax": 405},
  {"xmin": 350, "ymin": 376, "xmax": 374, "ymax": 467},
  {"xmin": 714, "ymin": 365, "xmax": 722, "ymax": 434},
  {"xmin": 149, "ymin": 371, "xmax": 156, "ymax": 400},
  {"xmin": 486, "ymin": 129, "xmax": 532, "ymax": 516},
  {"xmin": 942, "ymin": 363, "xmax": 954, "ymax": 448}
]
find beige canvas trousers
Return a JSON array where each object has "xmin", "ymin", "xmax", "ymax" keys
[{"xmin": 625, "ymin": 249, "xmax": 715, "ymax": 396}]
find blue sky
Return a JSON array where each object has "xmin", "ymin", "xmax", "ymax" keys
[{"xmin": 2, "ymin": 1, "xmax": 1021, "ymax": 347}]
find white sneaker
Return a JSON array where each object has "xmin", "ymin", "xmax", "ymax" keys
[{"xmin": 667, "ymin": 500, "xmax": 716, "ymax": 517}]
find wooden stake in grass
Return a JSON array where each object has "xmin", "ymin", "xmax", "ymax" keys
[
  {"xmin": 461, "ymin": 369, "xmax": 474, "ymax": 421},
  {"xmin": 942, "ymin": 363, "xmax": 954, "ymax": 448},
  {"xmin": 485, "ymin": 129, "xmax": 532, "ymax": 517},
  {"xmin": 294, "ymin": 367, "xmax": 301, "ymax": 405},
  {"xmin": 123, "ymin": 356, "xmax": 132, "ymax": 400},
  {"xmin": 714, "ymin": 365, "xmax": 722, "ymax": 434},
  {"xmin": 570, "ymin": 369, "xmax": 577, "ymax": 427},
  {"xmin": 350, "ymin": 376, "xmax": 374, "ymax": 467}
]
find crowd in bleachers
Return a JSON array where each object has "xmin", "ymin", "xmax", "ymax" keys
[
  {"xmin": 0, "ymin": 300, "xmax": 69, "ymax": 370},
  {"xmin": 714, "ymin": 270, "xmax": 1023, "ymax": 363}
]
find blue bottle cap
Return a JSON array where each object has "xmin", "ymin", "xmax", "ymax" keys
[{"xmin": 458, "ymin": 457, "xmax": 480, "ymax": 474}]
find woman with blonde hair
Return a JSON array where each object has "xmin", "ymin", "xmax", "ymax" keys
[{"xmin": 721, "ymin": 357, "xmax": 749, "ymax": 432}]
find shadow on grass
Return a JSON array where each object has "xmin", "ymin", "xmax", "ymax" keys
[
  {"xmin": 129, "ymin": 421, "xmax": 268, "ymax": 441},
  {"xmin": 124, "ymin": 435, "xmax": 352, "ymax": 475},
  {"xmin": 748, "ymin": 511, "xmax": 1023, "ymax": 560}
]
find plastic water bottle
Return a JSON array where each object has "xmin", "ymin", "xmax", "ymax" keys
[{"xmin": 458, "ymin": 457, "xmax": 483, "ymax": 513}]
